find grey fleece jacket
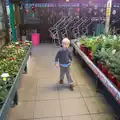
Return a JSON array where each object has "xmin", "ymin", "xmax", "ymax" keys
[{"xmin": 55, "ymin": 48, "xmax": 72, "ymax": 64}]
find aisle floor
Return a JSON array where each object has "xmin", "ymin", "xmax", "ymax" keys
[{"xmin": 8, "ymin": 44, "xmax": 116, "ymax": 120}]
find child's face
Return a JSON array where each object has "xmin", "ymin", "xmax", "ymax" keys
[{"xmin": 62, "ymin": 42, "xmax": 69, "ymax": 48}]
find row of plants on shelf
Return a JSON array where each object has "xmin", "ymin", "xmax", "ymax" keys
[
  {"xmin": 0, "ymin": 40, "xmax": 31, "ymax": 108},
  {"xmin": 78, "ymin": 35, "xmax": 120, "ymax": 90}
]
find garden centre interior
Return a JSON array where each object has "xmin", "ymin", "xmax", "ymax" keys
[{"xmin": 1, "ymin": 0, "xmax": 120, "ymax": 120}]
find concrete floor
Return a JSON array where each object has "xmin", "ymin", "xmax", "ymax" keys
[{"xmin": 8, "ymin": 44, "xmax": 116, "ymax": 120}]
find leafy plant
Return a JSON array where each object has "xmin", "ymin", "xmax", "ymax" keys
[
  {"xmin": 78, "ymin": 34, "xmax": 120, "ymax": 85},
  {"xmin": 0, "ymin": 41, "xmax": 31, "ymax": 108}
]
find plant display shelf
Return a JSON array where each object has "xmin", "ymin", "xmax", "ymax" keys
[
  {"xmin": 71, "ymin": 40, "xmax": 120, "ymax": 105},
  {"xmin": 0, "ymin": 45, "xmax": 32, "ymax": 120}
]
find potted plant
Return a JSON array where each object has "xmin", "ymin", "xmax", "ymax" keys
[
  {"xmin": 101, "ymin": 61, "xmax": 108, "ymax": 76},
  {"xmin": 90, "ymin": 39, "xmax": 103, "ymax": 64},
  {"xmin": 108, "ymin": 72, "xmax": 117, "ymax": 86},
  {"xmin": 98, "ymin": 48, "xmax": 115, "ymax": 76},
  {"xmin": 95, "ymin": 48, "xmax": 107, "ymax": 71},
  {"xmin": 115, "ymin": 75, "xmax": 120, "ymax": 90},
  {"xmin": 107, "ymin": 64, "xmax": 117, "ymax": 86},
  {"xmin": 113, "ymin": 66, "xmax": 120, "ymax": 88},
  {"xmin": 81, "ymin": 44, "xmax": 88, "ymax": 55},
  {"xmin": 0, "ymin": 73, "xmax": 10, "ymax": 107},
  {"xmin": 108, "ymin": 53, "xmax": 120, "ymax": 86},
  {"xmin": 79, "ymin": 39, "xmax": 86, "ymax": 51},
  {"xmin": 80, "ymin": 44, "xmax": 85, "ymax": 52},
  {"xmin": 80, "ymin": 38, "xmax": 90, "ymax": 55}
]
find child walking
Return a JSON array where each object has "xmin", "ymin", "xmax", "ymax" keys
[{"xmin": 55, "ymin": 38, "xmax": 74, "ymax": 91}]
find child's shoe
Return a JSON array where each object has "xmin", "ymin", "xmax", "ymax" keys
[
  {"xmin": 59, "ymin": 80, "xmax": 63, "ymax": 84},
  {"xmin": 69, "ymin": 84, "xmax": 74, "ymax": 91}
]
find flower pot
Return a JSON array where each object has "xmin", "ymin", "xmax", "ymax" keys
[
  {"xmin": 80, "ymin": 44, "xmax": 85, "ymax": 51},
  {"xmin": 88, "ymin": 49, "xmax": 91, "ymax": 55},
  {"xmin": 80, "ymin": 45, "xmax": 88, "ymax": 55},
  {"xmin": 108, "ymin": 72, "xmax": 117, "ymax": 86},
  {"xmin": 89, "ymin": 57, "xmax": 94, "ymax": 62},
  {"xmin": 88, "ymin": 52, "xmax": 94, "ymax": 62},
  {"xmin": 97, "ymin": 61, "xmax": 103, "ymax": 70},
  {"xmin": 102, "ymin": 65, "xmax": 108, "ymax": 76},
  {"xmin": 117, "ymin": 81, "xmax": 120, "ymax": 90},
  {"xmin": 83, "ymin": 47, "xmax": 88, "ymax": 55},
  {"xmin": 94, "ymin": 57, "xmax": 99, "ymax": 66}
]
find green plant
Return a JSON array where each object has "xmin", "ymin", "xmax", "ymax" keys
[
  {"xmin": 0, "ymin": 41, "xmax": 31, "ymax": 108},
  {"xmin": 78, "ymin": 35, "xmax": 120, "ymax": 84},
  {"xmin": 115, "ymin": 75, "xmax": 120, "ymax": 82}
]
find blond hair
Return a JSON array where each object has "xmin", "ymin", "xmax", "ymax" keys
[{"xmin": 62, "ymin": 38, "xmax": 70, "ymax": 44}]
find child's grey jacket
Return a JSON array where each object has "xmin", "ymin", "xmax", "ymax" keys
[{"xmin": 55, "ymin": 48, "xmax": 72, "ymax": 64}]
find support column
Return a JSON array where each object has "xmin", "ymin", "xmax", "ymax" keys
[
  {"xmin": 20, "ymin": 5, "xmax": 24, "ymax": 24},
  {"xmin": 2, "ymin": 0, "xmax": 10, "ymax": 43},
  {"xmin": 105, "ymin": 0, "xmax": 112, "ymax": 34},
  {"xmin": 9, "ymin": 0, "xmax": 17, "ymax": 42},
  {"xmin": 15, "ymin": 4, "xmax": 20, "ymax": 25},
  {"xmin": 15, "ymin": 4, "xmax": 21, "ymax": 40}
]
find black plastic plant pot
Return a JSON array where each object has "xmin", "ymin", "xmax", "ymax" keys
[
  {"xmin": 87, "ymin": 48, "xmax": 92, "ymax": 56},
  {"xmin": 87, "ymin": 47, "xmax": 91, "ymax": 51},
  {"xmin": 6, "ymin": 86, "xmax": 12, "ymax": 91},
  {"xmin": 0, "ymin": 101, "xmax": 4, "ymax": 109},
  {"xmin": 101, "ymin": 65, "xmax": 109, "ymax": 77},
  {"xmin": 97, "ymin": 61, "xmax": 104, "ymax": 70},
  {"xmin": 83, "ymin": 46, "xmax": 88, "ymax": 55},
  {"xmin": 94, "ymin": 57, "xmax": 99, "ymax": 66},
  {"xmin": 80, "ymin": 44, "xmax": 85, "ymax": 51},
  {"xmin": 117, "ymin": 81, "xmax": 120, "ymax": 90},
  {"xmin": 108, "ymin": 72, "xmax": 117, "ymax": 86}
]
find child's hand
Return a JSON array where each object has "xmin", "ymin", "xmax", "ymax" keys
[{"xmin": 55, "ymin": 63, "xmax": 59, "ymax": 68}]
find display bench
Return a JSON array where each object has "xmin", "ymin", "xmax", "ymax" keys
[
  {"xmin": 71, "ymin": 40, "xmax": 120, "ymax": 105},
  {"xmin": 0, "ymin": 45, "xmax": 32, "ymax": 120}
]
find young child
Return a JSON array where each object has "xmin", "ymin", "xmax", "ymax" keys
[{"xmin": 55, "ymin": 38, "xmax": 74, "ymax": 91}]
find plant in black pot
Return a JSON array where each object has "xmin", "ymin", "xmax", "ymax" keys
[
  {"xmin": 95, "ymin": 48, "xmax": 108, "ymax": 70},
  {"xmin": 106, "ymin": 58, "xmax": 117, "ymax": 85},
  {"xmin": 107, "ymin": 51, "xmax": 120, "ymax": 86},
  {"xmin": 116, "ymin": 75, "xmax": 120, "ymax": 90},
  {"xmin": 91, "ymin": 39, "xmax": 103, "ymax": 64},
  {"xmin": 0, "ymin": 73, "xmax": 10, "ymax": 108}
]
